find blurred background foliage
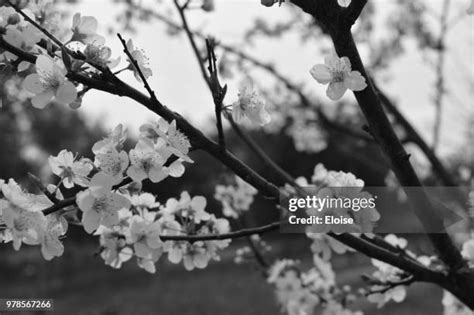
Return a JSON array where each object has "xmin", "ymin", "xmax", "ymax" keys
[{"xmin": 0, "ymin": 0, "xmax": 473, "ymax": 314}]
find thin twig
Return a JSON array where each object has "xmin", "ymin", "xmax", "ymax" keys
[
  {"xmin": 206, "ymin": 39, "xmax": 227, "ymax": 149},
  {"xmin": 161, "ymin": 221, "xmax": 280, "ymax": 241},
  {"xmin": 117, "ymin": 33, "xmax": 158, "ymax": 102}
]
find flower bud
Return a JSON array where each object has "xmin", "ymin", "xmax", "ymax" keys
[
  {"xmin": 202, "ymin": 0, "xmax": 215, "ymax": 12},
  {"xmin": 7, "ymin": 13, "xmax": 20, "ymax": 25},
  {"xmin": 261, "ymin": 0, "xmax": 275, "ymax": 7}
]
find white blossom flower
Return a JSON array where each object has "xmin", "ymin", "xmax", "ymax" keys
[
  {"xmin": 182, "ymin": 242, "xmax": 209, "ymax": 271},
  {"xmin": 99, "ymin": 229, "xmax": 133, "ymax": 269},
  {"xmin": 92, "ymin": 124, "xmax": 127, "ymax": 154},
  {"xmin": 70, "ymin": 13, "xmax": 105, "ymax": 45},
  {"xmin": 337, "ymin": 0, "xmax": 352, "ymax": 8},
  {"xmin": 442, "ymin": 290, "xmax": 473, "ymax": 315},
  {"xmin": 94, "ymin": 147, "xmax": 129, "ymax": 184},
  {"xmin": 367, "ymin": 284, "xmax": 406, "ymax": 308},
  {"xmin": 322, "ymin": 300, "xmax": 363, "ymax": 315},
  {"xmin": 129, "ymin": 192, "xmax": 160, "ymax": 211},
  {"xmin": 2, "ymin": 25, "xmax": 42, "ymax": 69},
  {"xmin": 140, "ymin": 119, "xmax": 193, "ymax": 163},
  {"xmin": 128, "ymin": 214, "xmax": 163, "ymax": 261},
  {"xmin": 214, "ymin": 175, "xmax": 257, "ymax": 218},
  {"xmin": 83, "ymin": 44, "xmax": 120, "ymax": 69},
  {"xmin": 232, "ymin": 83, "xmax": 271, "ymax": 126},
  {"xmin": 136, "ymin": 249, "xmax": 162, "ymax": 274},
  {"xmin": 307, "ymin": 233, "xmax": 353, "ymax": 261},
  {"xmin": 367, "ymin": 255, "xmax": 407, "ymax": 308},
  {"xmin": 92, "ymin": 125, "xmax": 129, "ymax": 183},
  {"xmin": 286, "ymin": 122, "xmax": 327, "ymax": 153},
  {"xmin": 49, "ymin": 149, "xmax": 93, "ymax": 188},
  {"xmin": 127, "ymin": 138, "xmax": 168, "ymax": 183},
  {"xmin": 199, "ymin": 214, "xmax": 231, "ymax": 260},
  {"xmin": 162, "ymin": 191, "xmax": 210, "ymax": 224},
  {"xmin": 126, "ymin": 39, "xmax": 152, "ymax": 82},
  {"xmin": 0, "ymin": 179, "xmax": 51, "ymax": 250},
  {"xmin": 39, "ymin": 214, "xmax": 67, "ymax": 261},
  {"xmin": 23, "ymin": 55, "xmax": 77, "ymax": 108},
  {"xmin": 310, "ymin": 55, "xmax": 367, "ymax": 100},
  {"xmin": 76, "ymin": 173, "xmax": 131, "ymax": 233}
]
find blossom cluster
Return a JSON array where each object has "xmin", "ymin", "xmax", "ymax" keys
[
  {"xmin": 267, "ymin": 257, "xmax": 362, "ymax": 315},
  {"xmin": 441, "ymin": 235, "xmax": 474, "ymax": 315},
  {"xmin": 214, "ymin": 175, "xmax": 258, "ymax": 218},
  {"xmin": 365, "ymin": 234, "xmax": 435, "ymax": 308},
  {"xmin": 288, "ymin": 163, "xmax": 380, "ymax": 260},
  {"xmin": 0, "ymin": 121, "xmax": 233, "ymax": 274},
  {"xmin": 96, "ymin": 191, "xmax": 230, "ymax": 273},
  {"xmin": 0, "ymin": 2, "xmax": 150, "ymax": 110}
]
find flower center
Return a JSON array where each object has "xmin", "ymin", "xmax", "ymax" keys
[
  {"xmin": 169, "ymin": 131, "xmax": 190, "ymax": 154},
  {"xmin": 40, "ymin": 71, "xmax": 62, "ymax": 90}
]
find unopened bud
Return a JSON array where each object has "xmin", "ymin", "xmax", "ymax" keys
[
  {"xmin": 7, "ymin": 13, "xmax": 20, "ymax": 25},
  {"xmin": 261, "ymin": 0, "xmax": 276, "ymax": 7}
]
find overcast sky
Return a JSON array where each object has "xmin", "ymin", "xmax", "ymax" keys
[{"xmin": 63, "ymin": 0, "xmax": 474, "ymax": 157}]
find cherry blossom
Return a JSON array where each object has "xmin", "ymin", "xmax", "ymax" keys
[
  {"xmin": 307, "ymin": 233, "xmax": 353, "ymax": 261},
  {"xmin": 442, "ymin": 290, "xmax": 473, "ymax": 315},
  {"xmin": 125, "ymin": 39, "xmax": 152, "ymax": 82},
  {"xmin": 92, "ymin": 124, "xmax": 127, "ymax": 153},
  {"xmin": 0, "ymin": 179, "xmax": 51, "ymax": 251},
  {"xmin": 70, "ymin": 13, "xmax": 105, "ymax": 45},
  {"xmin": 162, "ymin": 191, "xmax": 210, "ymax": 224},
  {"xmin": 232, "ymin": 82, "xmax": 271, "ymax": 126},
  {"xmin": 23, "ymin": 55, "xmax": 77, "ymax": 108},
  {"xmin": 367, "ymin": 236, "xmax": 408, "ymax": 308},
  {"xmin": 182, "ymin": 242, "xmax": 209, "ymax": 271},
  {"xmin": 140, "ymin": 119, "xmax": 193, "ymax": 163},
  {"xmin": 127, "ymin": 138, "xmax": 168, "ymax": 183},
  {"xmin": 322, "ymin": 301, "xmax": 362, "ymax": 315},
  {"xmin": 2, "ymin": 24, "xmax": 42, "ymax": 69},
  {"xmin": 39, "ymin": 214, "xmax": 68, "ymax": 261},
  {"xmin": 91, "ymin": 125, "xmax": 129, "ymax": 183},
  {"xmin": 82, "ymin": 44, "xmax": 120, "ymax": 69},
  {"xmin": 129, "ymin": 193, "xmax": 160, "ymax": 212},
  {"xmin": 286, "ymin": 122, "xmax": 328, "ymax": 153},
  {"xmin": 127, "ymin": 214, "xmax": 163, "ymax": 264},
  {"xmin": 267, "ymin": 258, "xmax": 347, "ymax": 315},
  {"xmin": 76, "ymin": 173, "xmax": 131, "ymax": 233},
  {"xmin": 48, "ymin": 149, "xmax": 93, "ymax": 188},
  {"xmin": 214, "ymin": 175, "xmax": 257, "ymax": 218},
  {"xmin": 98, "ymin": 228, "xmax": 133, "ymax": 269},
  {"xmin": 310, "ymin": 55, "xmax": 367, "ymax": 100}
]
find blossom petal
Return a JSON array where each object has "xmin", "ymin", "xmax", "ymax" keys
[
  {"xmin": 82, "ymin": 210, "xmax": 101, "ymax": 233},
  {"xmin": 167, "ymin": 160, "xmax": 185, "ymax": 177},
  {"xmin": 23, "ymin": 74, "xmax": 45, "ymax": 94},
  {"xmin": 326, "ymin": 82, "xmax": 347, "ymax": 100},
  {"xmin": 55, "ymin": 81, "xmax": 77, "ymax": 105},
  {"xmin": 31, "ymin": 90, "xmax": 55, "ymax": 109},
  {"xmin": 344, "ymin": 71, "xmax": 367, "ymax": 91},
  {"xmin": 310, "ymin": 64, "xmax": 332, "ymax": 84},
  {"xmin": 36, "ymin": 55, "xmax": 55, "ymax": 73}
]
